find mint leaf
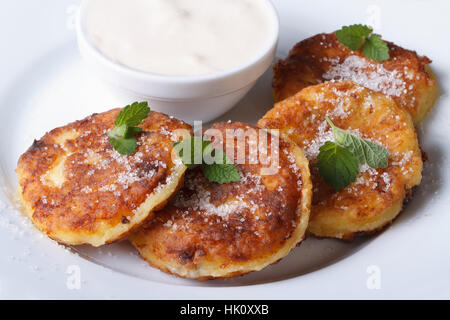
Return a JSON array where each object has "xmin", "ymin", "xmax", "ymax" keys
[
  {"xmin": 202, "ymin": 145, "xmax": 239, "ymax": 183},
  {"xmin": 326, "ymin": 116, "xmax": 389, "ymax": 169},
  {"xmin": 318, "ymin": 117, "xmax": 390, "ymax": 190},
  {"xmin": 108, "ymin": 136, "xmax": 137, "ymax": 156},
  {"xmin": 173, "ymin": 137, "xmax": 211, "ymax": 169},
  {"xmin": 201, "ymin": 163, "xmax": 241, "ymax": 184},
  {"xmin": 124, "ymin": 126, "xmax": 143, "ymax": 138},
  {"xmin": 202, "ymin": 144, "xmax": 234, "ymax": 165},
  {"xmin": 174, "ymin": 137, "xmax": 241, "ymax": 184},
  {"xmin": 335, "ymin": 24, "xmax": 373, "ymax": 51},
  {"xmin": 108, "ymin": 124, "xmax": 128, "ymax": 138},
  {"xmin": 336, "ymin": 134, "xmax": 389, "ymax": 169},
  {"xmin": 362, "ymin": 34, "xmax": 390, "ymax": 62},
  {"xmin": 108, "ymin": 102, "xmax": 150, "ymax": 155},
  {"xmin": 317, "ymin": 141, "xmax": 359, "ymax": 191},
  {"xmin": 108, "ymin": 125, "xmax": 142, "ymax": 139},
  {"xmin": 335, "ymin": 24, "xmax": 389, "ymax": 61},
  {"xmin": 115, "ymin": 101, "xmax": 150, "ymax": 127}
]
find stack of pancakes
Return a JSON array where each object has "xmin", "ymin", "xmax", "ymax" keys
[{"xmin": 16, "ymin": 32, "xmax": 438, "ymax": 280}]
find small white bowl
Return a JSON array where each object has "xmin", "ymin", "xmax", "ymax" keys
[{"xmin": 76, "ymin": 0, "xmax": 279, "ymax": 123}]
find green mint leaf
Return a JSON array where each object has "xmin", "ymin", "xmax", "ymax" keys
[
  {"xmin": 108, "ymin": 136, "xmax": 137, "ymax": 155},
  {"xmin": 335, "ymin": 24, "xmax": 390, "ymax": 61},
  {"xmin": 317, "ymin": 141, "xmax": 358, "ymax": 191},
  {"xmin": 107, "ymin": 124, "xmax": 128, "ymax": 139},
  {"xmin": 124, "ymin": 126, "xmax": 143, "ymax": 138},
  {"xmin": 337, "ymin": 133, "xmax": 390, "ymax": 169},
  {"xmin": 173, "ymin": 137, "xmax": 211, "ymax": 169},
  {"xmin": 115, "ymin": 101, "xmax": 150, "ymax": 127},
  {"xmin": 201, "ymin": 142, "xmax": 240, "ymax": 183},
  {"xmin": 325, "ymin": 116, "xmax": 347, "ymax": 144},
  {"xmin": 326, "ymin": 116, "xmax": 389, "ymax": 169},
  {"xmin": 335, "ymin": 24, "xmax": 373, "ymax": 51},
  {"xmin": 202, "ymin": 144, "xmax": 234, "ymax": 165},
  {"xmin": 201, "ymin": 163, "xmax": 241, "ymax": 184},
  {"xmin": 356, "ymin": 139, "xmax": 389, "ymax": 168},
  {"xmin": 362, "ymin": 34, "xmax": 390, "ymax": 62},
  {"xmin": 108, "ymin": 102, "xmax": 150, "ymax": 155},
  {"xmin": 174, "ymin": 137, "xmax": 241, "ymax": 184},
  {"xmin": 107, "ymin": 125, "xmax": 142, "ymax": 139}
]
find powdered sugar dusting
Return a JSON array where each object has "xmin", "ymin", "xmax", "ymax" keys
[
  {"xmin": 78, "ymin": 136, "xmax": 165, "ymax": 193},
  {"xmin": 173, "ymin": 171, "xmax": 262, "ymax": 219},
  {"xmin": 303, "ymin": 120, "xmax": 333, "ymax": 160},
  {"xmin": 323, "ymin": 55, "xmax": 407, "ymax": 98}
]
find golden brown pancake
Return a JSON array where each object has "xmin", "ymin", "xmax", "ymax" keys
[
  {"xmin": 273, "ymin": 33, "xmax": 439, "ymax": 124},
  {"xmin": 129, "ymin": 122, "xmax": 312, "ymax": 280},
  {"xmin": 259, "ymin": 81, "xmax": 423, "ymax": 240},
  {"xmin": 16, "ymin": 109, "xmax": 191, "ymax": 247}
]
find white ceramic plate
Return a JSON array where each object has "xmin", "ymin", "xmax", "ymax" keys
[{"xmin": 0, "ymin": 0, "xmax": 449, "ymax": 299}]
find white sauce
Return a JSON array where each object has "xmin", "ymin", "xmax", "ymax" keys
[{"xmin": 84, "ymin": 0, "xmax": 274, "ymax": 76}]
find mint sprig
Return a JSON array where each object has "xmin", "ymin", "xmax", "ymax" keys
[
  {"xmin": 326, "ymin": 117, "xmax": 389, "ymax": 169},
  {"xmin": 107, "ymin": 102, "xmax": 150, "ymax": 155},
  {"xmin": 318, "ymin": 141, "xmax": 359, "ymax": 191},
  {"xmin": 317, "ymin": 116, "xmax": 390, "ymax": 191},
  {"xmin": 174, "ymin": 137, "xmax": 241, "ymax": 184},
  {"xmin": 335, "ymin": 24, "xmax": 389, "ymax": 62},
  {"xmin": 335, "ymin": 24, "xmax": 372, "ymax": 51},
  {"xmin": 173, "ymin": 137, "xmax": 211, "ymax": 169},
  {"xmin": 362, "ymin": 34, "xmax": 390, "ymax": 63}
]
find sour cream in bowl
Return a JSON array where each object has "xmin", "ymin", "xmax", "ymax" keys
[{"xmin": 76, "ymin": 0, "xmax": 279, "ymax": 122}]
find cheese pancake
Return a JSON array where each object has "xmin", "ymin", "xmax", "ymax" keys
[
  {"xmin": 273, "ymin": 33, "xmax": 439, "ymax": 124},
  {"xmin": 259, "ymin": 81, "xmax": 423, "ymax": 240},
  {"xmin": 129, "ymin": 122, "xmax": 312, "ymax": 280},
  {"xmin": 16, "ymin": 109, "xmax": 191, "ymax": 247}
]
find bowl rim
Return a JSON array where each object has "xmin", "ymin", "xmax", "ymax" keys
[{"xmin": 76, "ymin": 0, "xmax": 280, "ymax": 86}]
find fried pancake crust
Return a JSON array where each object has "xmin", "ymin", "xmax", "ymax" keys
[
  {"xmin": 16, "ymin": 109, "xmax": 191, "ymax": 246},
  {"xmin": 129, "ymin": 122, "xmax": 312, "ymax": 280},
  {"xmin": 273, "ymin": 33, "xmax": 439, "ymax": 124},
  {"xmin": 259, "ymin": 81, "xmax": 423, "ymax": 240}
]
